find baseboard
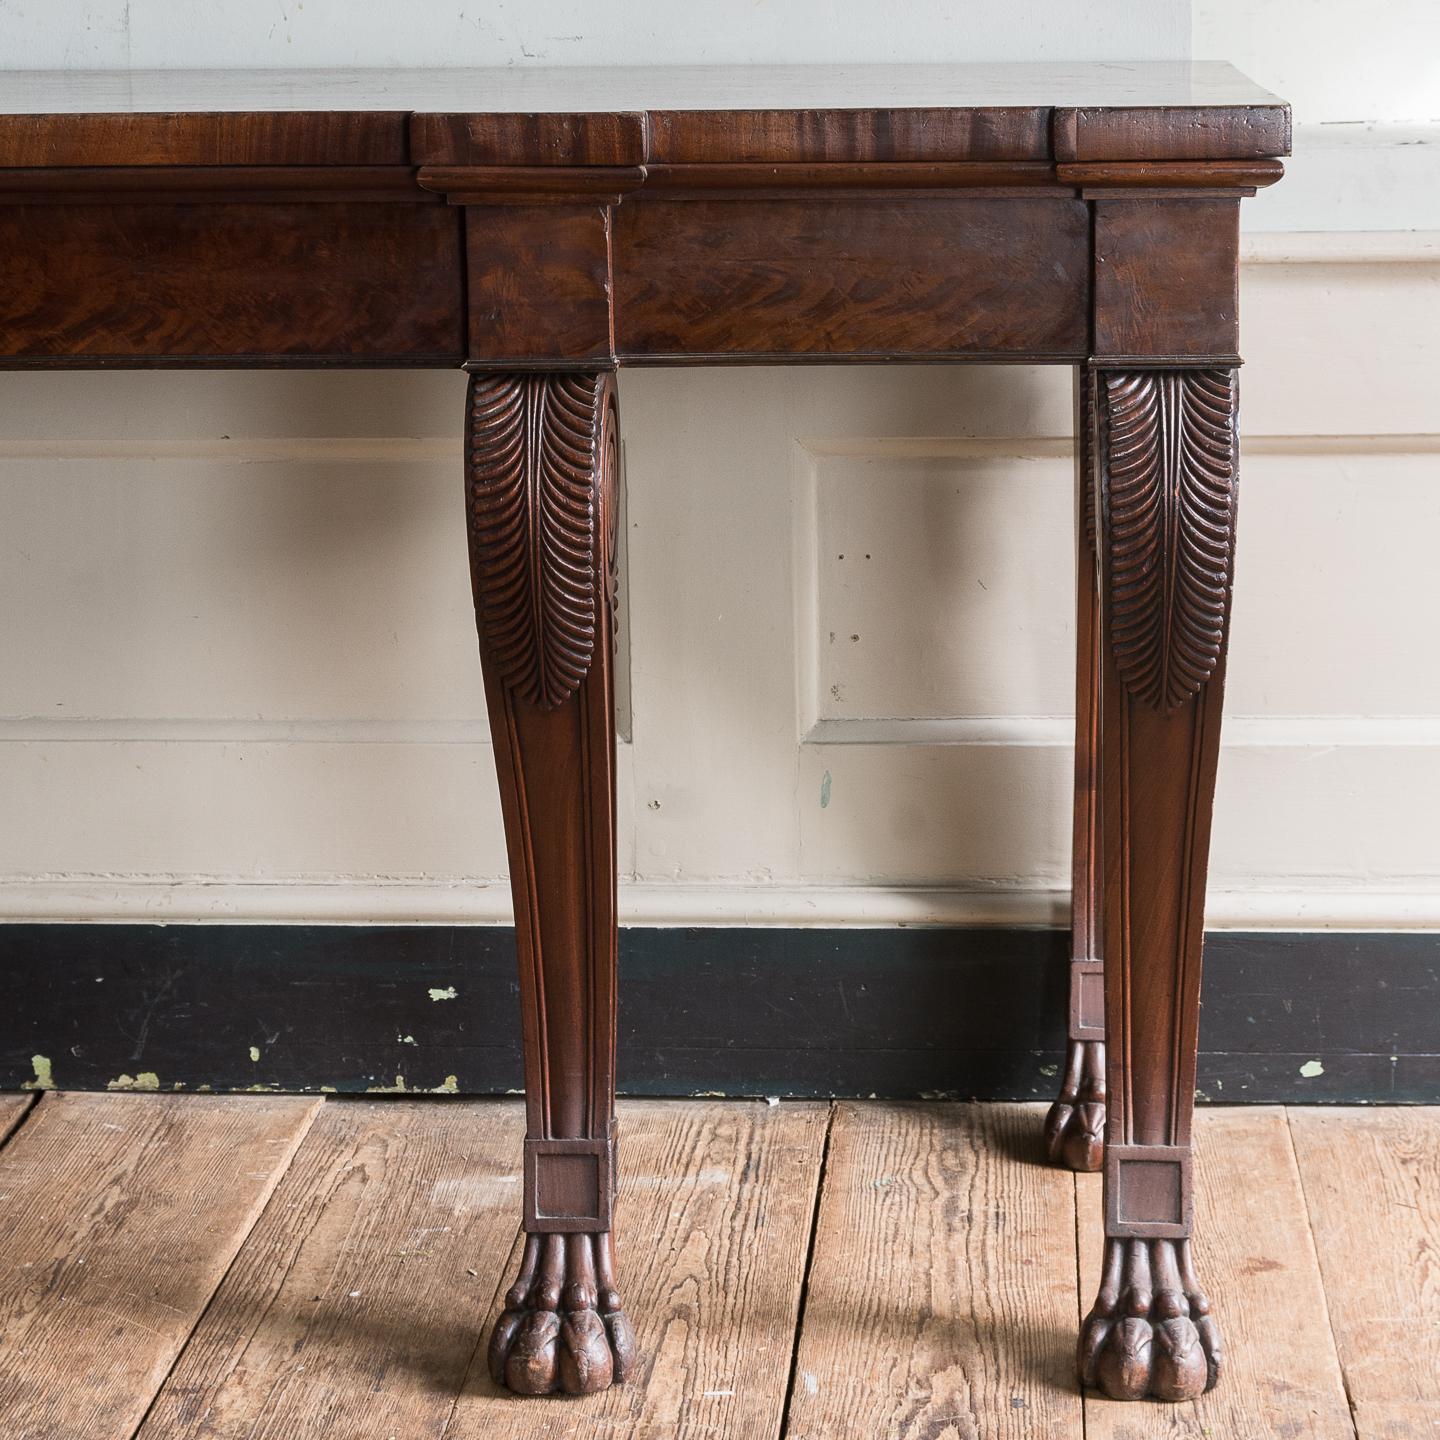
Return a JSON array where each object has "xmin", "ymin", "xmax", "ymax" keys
[
  {"xmin": 1, "ymin": 925, "xmax": 1435, "ymax": 1103},
  {"xmin": 7, "ymin": 879, "xmax": 1440, "ymax": 930}
]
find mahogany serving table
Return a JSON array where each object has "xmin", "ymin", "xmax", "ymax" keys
[{"xmin": 0, "ymin": 63, "xmax": 1289, "ymax": 1403}]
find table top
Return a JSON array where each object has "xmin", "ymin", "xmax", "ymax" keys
[
  {"xmin": 0, "ymin": 63, "xmax": 1289, "ymax": 167},
  {"xmin": 0, "ymin": 62, "xmax": 1283, "ymax": 114}
]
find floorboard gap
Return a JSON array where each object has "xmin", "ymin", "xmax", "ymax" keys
[
  {"xmin": 1282, "ymin": 1107, "xmax": 1362, "ymax": 1440},
  {"xmin": 439, "ymin": 1222, "xmax": 524, "ymax": 1435},
  {"xmin": 0, "ymin": 1090, "xmax": 39, "ymax": 1150},
  {"xmin": 1072, "ymin": 1168, "xmax": 1088, "ymax": 1440},
  {"xmin": 775, "ymin": 1099, "xmax": 837, "ymax": 1440},
  {"xmin": 125, "ymin": 1095, "xmax": 325, "ymax": 1440}
]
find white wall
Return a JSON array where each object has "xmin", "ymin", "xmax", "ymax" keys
[
  {"xmin": 1197, "ymin": 0, "xmax": 1440, "ymax": 232},
  {"xmin": 2, "ymin": 1, "xmax": 1188, "ymax": 68},
  {"xmin": 2, "ymin": 3, "xmax": 1436, "ymax": 930}
]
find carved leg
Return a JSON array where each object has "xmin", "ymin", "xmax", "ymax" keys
[
  {"xmin": 1078, "ymin": 368, "xmax": 1237, "ymax": 1402},
  {"xmin": 464, "ymin": 371, "xmax": 636, "ymax": 1396},
  {"xmin": 1046, "ymin": 369, "xmax": 1106, "ymax": 1173}
]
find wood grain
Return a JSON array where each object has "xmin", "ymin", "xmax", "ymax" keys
[
  {"xmin": 1081, "ymin": 1108, "xmax": 1354, "ymax": 1439},
  {"xmin": 465, "ymin": 204, "xmax": 615, "ymax": 364},
  {"xmin": 411, "ymin": 112, "xmax": 647, "ymax": 167},
  {"xmin": 0, "ymin": 110, "xmax": 410, "ymax": 167},
  {"xmin": 1057, "ymin": 158, "xmax": 1284, "ymax": 189},
  {"xmin": 0, "ymin": 165, "xmax": 436, "ymax": 203},
  {"xmin": 447, "ymin": 1098, "xmax": 829, "ymax": 1439},
  {"xmin": 1052, "ymin": 104, "xmax": 1291, "ymax": 163},
  {"xmin": 639, "ymin": 161, "xmax": 1063, "ymax": 191},
  {"xmin": 0, "ymin": 201, "xmax": 464, "ymax": 364},
  {"xmin": 0, "ymin": 1090, "xmax": 320, "ymax": 1440},
  {"xmin": 613, "ymin": 195, "xmax": 1089, "ymax": 360},
  {"xmin": 1290, "ymin": 1107, "xmax": 1440, "ymax": 1440},
  {"xmin": 646, "ymin": 106, "xmax": 1051, "ymax": 163},
  {"xmin": 0, "ymin": 1093, "xmax": 31, "ymax": 1146},
  {"xmin": 787, "ymin": 1101, "xmax": 1082, "ymax": 1439},
  {"xmin": 138, "ymin": 1098, "xmax": 526, "ymax": 1440},
  {"xmin": 1092, "ymin": 199, "xmax": 1241, "ymax": 360}
]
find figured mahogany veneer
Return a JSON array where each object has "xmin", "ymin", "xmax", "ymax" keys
[
  {"xmin": 0, "ymin": 62, "xmax": 1288, "ymax": 1407},
  {"xmin": 612, "ymin": 195, "xmax": 1090, "ymax": 361},
  {"xmin": 0, "ymin": 201, "xmax": 464, "ymax": 364}
]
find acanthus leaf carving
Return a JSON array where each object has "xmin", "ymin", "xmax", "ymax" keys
[
  {"xmin": 465, "ymin": 372, "xmax": 615, "ymax": 710},
  {"xmin": 1099, "ymin": 369, "xmax": 1238, "ymax": 714}
]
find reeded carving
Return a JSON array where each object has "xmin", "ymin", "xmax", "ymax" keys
[
  {"xmin": 1081, "ymin": 380, "xmax": 1099, "ymax": 554},
  {"xmin": 465, "ymin": 372, "xmax": 616, "ymax": 709},
  {"xmin": 1099, "ymin": 369, "xmax": 1238, "ymax": 713}
]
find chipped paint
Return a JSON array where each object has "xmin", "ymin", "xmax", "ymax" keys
[
  {"xmin": 365, "ymin": 1074, "xmax": 459, "ymax": 1095},
  {"xmin": 108, "ymin": 1071, "xmax": 160, "ymax": 1092},
  {"xmin": 819, "ymin": 769, "xmax": 832, "ymax": 809},
  {"xmin": 1299, "ymin": 1058, "xmax": 1325, "ymax": 1078},
  {"xmin": 22, "ymin": 1054, "xmax": 54, "ymax": 1091},
  {"xmin": 428, "ymin": 986, "xmax": 458, "ymax": 1002},
  {"xmin": 398, "ymin": 1033, "xmax": 417, "ymax": 1046},
  {"xmin": 1038, "ymin": 1063, "xmax": 1058, "ymax": 1077},
  {"xmin": 249, "ymin": 1046, "xmax": 261, "ymax": 1062},
  {"xmin": 243, "ymin": 1084, "xmax": 277, "ymax": 1093}
]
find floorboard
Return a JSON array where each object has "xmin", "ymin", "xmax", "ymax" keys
[
  {"xmin": 786, "ymin": 1100, "xmax": 1082, "ymax": 1438},
  {"xmin": 0, "ymin": 1090, "xmax": 320, "ymax": 1440},
  {"xmin": 0, "ymin": 1093, "xmax": 1432, "ymax": 1438},
  {"xmin": 1080, "ymin": 1107, "xmax": 1355, "ymax": 1440},
  {"xmin": 1289, "ymin": 1107, "xmax": 1440, "ymax": 1440},
  {"xmin": 445, "ymin": 1098, "xmax": 830, "ymax": 1440},
  {"xmin": 138, "ymin": 1097, "xmax": 526, "ymax": 1440},
  {"xmin": 0, "ymin": 1092, "xmax": 32, "ymax": 1146}
]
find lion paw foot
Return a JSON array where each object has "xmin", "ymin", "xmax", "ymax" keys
[
  {"xmin": 1080, "ymin": 1238, "xmax": 1220, "ymax": 1401},
  {"xmin": 488, "ymin": 1232, "xmax": 637, "ymax": 1396},
  {"xmin": 1044, "ymin": 1038, "xmax": 1105, "ymax": 1172}
]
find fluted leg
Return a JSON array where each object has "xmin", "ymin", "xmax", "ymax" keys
[
  {"xmin": 464, "ymin": 370, "xmax": 635, "ymax": 1396},
  {"xmin": 1078, "ymin": 367, "xmax": 1238, "ymax": 1401},
  {"xmin": 1046, "ymin": 368, "xmax": 1106, "ymax": 1174}
]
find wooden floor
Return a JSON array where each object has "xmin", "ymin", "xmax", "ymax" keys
[{"xmin": 0, "ymin": 1094, "xmax": 1435, "ymax": 1439}]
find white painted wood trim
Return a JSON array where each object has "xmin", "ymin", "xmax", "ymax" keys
[
  {"xmin": 0, "ymin": 717, "xmax": 497, "ymax": 744},
  {"xmin": 1241, "ymin": 230, "xmax": 1440, "ymax": 265},
  {"xmin": 2, "ymin": 877, "xmax": 1437, "ymax": 930},
  {"xmin": 802, "ymin": 715, "xmax": 1440, "ymax": 748},
  {"xmin": 798, "ymin": 434, "xmax": 1440, "ymax": 461}
]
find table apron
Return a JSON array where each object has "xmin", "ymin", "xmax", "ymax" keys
[{"xmin": 0, "ymin": 192, "xmax": 1099, "ymax": 368}]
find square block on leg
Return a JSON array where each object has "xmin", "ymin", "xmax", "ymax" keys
[
  {"xmin": 1072, "ymin": 958, "xmax": 1105, "ymax": 1041},
  {"xmin": 1105, "ymin": 1144, "xmax": 1193, "ymax": 1239},
  {"xmin": 523, "ymin": 1137, "xmax": 614, "ymax": 1233}
]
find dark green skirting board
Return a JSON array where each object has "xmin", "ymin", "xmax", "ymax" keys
[{"xmin": 0, "ymin": 925, "xmax": 1435, "ymax": 1102}]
